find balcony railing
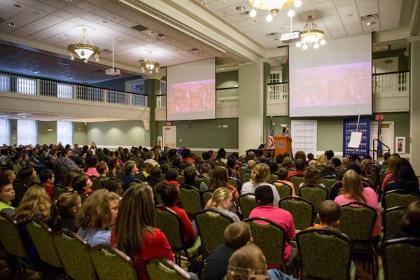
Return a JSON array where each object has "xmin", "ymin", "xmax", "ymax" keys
[
  {"xmin": 0, "ymin": 72, "xmax": 148, "ymax": 107},
  {"xmin": 216, "ymin": 87, "xmax": 239, "ymax": 103},
  {"xmin": 373, "ymin": 71, "xmax": 409, "ymax": 97},
  {"xmin": 156, "ymin": 94, "xmax": 166, "ymax": 108},
  {"xmin": 267, "ymin": 82, "xmax": 288, "ymax": 101}
]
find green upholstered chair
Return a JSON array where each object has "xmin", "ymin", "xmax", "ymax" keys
[
  {"xmin": 298, "ymin": 184, "xmax": 328, "ymax": 211},
  {"xmin": 146, "ymin": 259, "xmax": 191, "ymax": 280},
  {"xmin": 53, "ymin": 230, "xmax": 96, "ymax": 280},
  {"xmin": 338, "ymin": 202, "xmax": 377, "ymax": 279},
  {"xmin": 154, "ymin": 206, "xmax": 201, "ymax": 264},
  {"xmin": 382, "ymin": 190, "xmax": 419, "ymax": 210},
  {"xmin": 0, "ymin": 214, "xmax": 27, "ymax": 259},
  {"xmin": 238, "ymin": 194, "xmax": 256, "ymax": 219},
  {"xmin": 179, "ymin": 186, "xmax": 202, "ymax": 217},
  {"xmin": 240, "ymin": 171, "xmax": 251, "ymax": 184},
  {"xmin": 297, "ymin": 228, "xmax": 354, "ymax": 280},
  {"xmin": 26, "ymin": 220, "xmax": 62, "ymax": 269},
  {"xmin": 201, "ymin": 190, "xmax": 213, "ymax": 208},
  {"xmin": 383, "ymin": 237, "xmax": 420, "ymax": 280},
  {"xmin": 267, "ymin": 174, "xmax": 279, "ymax": 184},
  {"xmin": 320, "ymin": 178, "xmax": 338, "ymax": 192},
  {"xmin": 196, "ymin": 177, "xmax": 211, "ymax": 188},
  {"xmin": 279, "ymin": 196, "xmax": 315, "ymax": 230},
  {"xmin": 195, "ymin": 209, "xmax": 234, "ymax": 254},
  {"xmin": 90, "ymin": 245, "xmax": 137, "ymax": 280},
  {"xmin": 290, "ymin": 176, "xmax": 304, "ymax": 194},
  {"xmin": 382, "ymin": 206, "xmax": 406, "ymax": 242},
  {"xmin": 244, "ymin": 217, "xmax": 286, "ymax": 267},
  {"xmin": 273, "ymin": 182, "xmax": 293, "ymax": 200}
]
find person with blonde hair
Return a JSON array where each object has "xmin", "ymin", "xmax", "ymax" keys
[
  {"xmin": 50, "ymin": 192, "xmax": 82, "ymax": 232},
  {"xmin": 206, "ymin": 187, "xmax": 240, "ymax": 222},
  {"xmin": 241, "ymin": 163, "xmax": 280, "ymax": 206},
  {"xmin": 334, "ymin": 170, "xmax": 381, "ymax": 238},
  {"xmin": 226, "ymin": 243, "xmax": 268, "ymax": 280},
  {"xmin": 14, "ymin": 185, "xmax": 52, "ymax": 267},
  {"xmin": 76, "ymin": 189, "xmax": 114, "ymax": 246},
  {"xmin": 381, "ymin": 154, "xmax": 400, "ymax": 191}
]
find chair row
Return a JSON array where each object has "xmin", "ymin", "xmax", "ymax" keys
[{"xmin": 0, "ymin": 215, "xmax": 191, "ymax": 280}]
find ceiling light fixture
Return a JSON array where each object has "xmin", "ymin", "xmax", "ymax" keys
[
  {"xmin": 248, "ymin": 0, "xmax": 302, "ymax": 22},
  {"xmin": 296, "ymin": 16, "xmax": 326, "ymax": 50},
  {"xmin": 67, "ymin": 28, "xmax": 100, "ymax": 63},
  {"xmin": 105, "ymin": 39, "xmax": 121, "ymax": 76},
  {"xmin": 140, "ymin": 51, "xmax": 160, "ymax": 74}
]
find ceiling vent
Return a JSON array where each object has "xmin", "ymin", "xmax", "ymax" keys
[
  {"xmin": 361, "ymin": 14, "xmax": 379, "ymax": 27},
  {"xmin": 131, "ymin": 24, "xmax": 148, "ymax": 32},
  {"xmin": 265, "ymin": 31, "xmax": 281, "ymax": 40}
]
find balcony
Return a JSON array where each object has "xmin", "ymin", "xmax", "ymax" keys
[{"xmin": 0, "ymin": 72, "xmax": 149, "ymax": 121}]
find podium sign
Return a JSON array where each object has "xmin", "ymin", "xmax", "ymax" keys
[{"xmin": 274, "ymin": 135, "xmax": 292, "ymax": 157}]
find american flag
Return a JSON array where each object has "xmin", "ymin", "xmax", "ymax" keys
[{"xmin": 267, "ymin": 128, "xmax": 274, "ymax": 149}]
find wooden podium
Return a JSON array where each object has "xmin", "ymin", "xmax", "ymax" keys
[{"xmin": 274, "ymin": 135, "xmax": 292, "ymax": 157}]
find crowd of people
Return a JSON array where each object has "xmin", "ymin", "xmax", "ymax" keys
[{"xmin": 0, "ymin": 143, "xmax": 419, "ymax": 279}]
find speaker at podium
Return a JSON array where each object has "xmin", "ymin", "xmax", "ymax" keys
[{"xmin": 274, "ymin": 135, "xmax": 292, "ymax": 157}]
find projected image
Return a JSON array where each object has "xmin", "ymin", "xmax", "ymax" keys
[
  {"xmin": 290, "ymin": 62, "xmax": 371, "ymax": 116},
  {"xmin": 167, "ymin": 79, "xmax": 215, "ymax": 118}
]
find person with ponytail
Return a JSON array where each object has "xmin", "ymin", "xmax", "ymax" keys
[
  {"xmin": 334, "ymin": 169, "xmax": 381, "ymax": 238},
  {"xmin": 205, "ymin": 187, "xmax": 240, "ymax": 222},
  {"xmin": 50, "ymin": 192, "xmax": 81, "ymax": 232},
  {"xmin": 241, "ymin": 163, "xmax": 280, "ymax": 206}
]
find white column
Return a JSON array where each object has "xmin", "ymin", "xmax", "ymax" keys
[{"xmin": 410, "ymin": 39, "xmax": 420, "ymax": 174}]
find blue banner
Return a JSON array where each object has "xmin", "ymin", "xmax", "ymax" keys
[{"xmin": 343, "ymin": 117, "xmax": 370, "ymax": 157}]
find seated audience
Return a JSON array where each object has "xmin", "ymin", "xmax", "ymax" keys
[
  {"xmin": 146, "ymin": 165, "xmax": 163, "ymax": 189},
  {"xmin": 96, "ymin": 161, "xmax": 110, "ymax": 180},
  {"xmin": 120, "ymin": 160, "xmax": 140, "ymax": 190},
  {"xmin": 158, "ymin": 184, "xmax": 196, "ymax": 246},
  {"xmin": 242, "ymin": 163, "xmax": 280, "ymax": 206},
  {"xmin": 249, "ymin": 185, "xmax": 295, "ymax": 268},
  {"xmin": 210, "ymin": 166, "xmax": 238, "ymax": 199},
  {"xmin": 334, "ymin": 170, "xmax": 381, "ymax": 238},
  {"xmin": 206, "ymin": 187, "xmax": 240, "ymax": 222},
  {"xmin": 104, "ymin": 179, "xmax": 124, "ymax": 197},
  {"xmin": 203, "ymin": 222, "xmax": 251, "ymax": 280},
  {"xmin": 13, "ymin": 166, "xmax": 37, "ymax": 207},
  {"xmin": 84, "ymin": 156, "xmax": 100, "ymax": 177},
  {"xmin": 286, "ymin": 158, "xmax": 305, "ymax": 180},
  {"xmin": 39, "ymin": 168, "xmax": 55, "ymax": 201},
  {"xmin": 281, "ymin": 157, "xmax": 293, "ymax": 170},
  {"xmin": 76, "ymin": 189, "xmax": 114, "ymax": 246},
  {"xmin": 50, "ymin": 192, "xmax": 82, "ymax": 232},
  {"xmin": 311, "ymin": 200, "xmax": 341, "ymax": 230},
  {"xmin": 398, "ymin": 200, "xmax": 420, "ymax": 238},
  {"xmin": 183, "ymin": 166, "xmax": 208, "ymax": 191},
  {"xmin": 274, "ymin": 167, "xmax": 296, "ymax": 196},
  {"xmin": 163, "ymin": 168, "xmax": 180, "ymax": 189},
  {"xmin": 111, "ymin": 182, "xmax": 174, "ymax": 280},
  {"xmin": 199, "ymin": 163, "xmax": 212, "ymax": 179},
  {"xmin": 72, "ymin": 174, "xmax": 93, "ymax": 199},
  {"xmin": 0, "ymin": 173, "xmax": 15, "ymax": 217},
  {"xmin": 299, "ymin": 166, "xmax": 325, "ymax": 189},
  {"xmin": 384, "ymin": 159, "xmax": 419, "ymax": 195},
  {"xmin": 381, "ymin": 154, "xmax": 400, "ymax": 191}
]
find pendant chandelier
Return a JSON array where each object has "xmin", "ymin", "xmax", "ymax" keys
[
  {"xmin": 140, "ymin": 51, "xmax": 160, "ymax": 74},
  {"xmin": 296, "ymin": 16, "xmax": 326, "ymax": 50},
  {"xmin": 67, "ymin": 28, "xmax": 100, "ymax": 63},
  {"xmin": 249, "ymin": 0, "xmax": 302, "ymax": 22}
]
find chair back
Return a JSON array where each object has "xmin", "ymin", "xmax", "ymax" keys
[
  {"xmin": 338, "ymin": 202, "xmax": 377, "ymax": 242},
  {"xmin": 155, "ymin": 206, "xmax": 183, "ymax": 250},
  {"xmin": 177, "ymin": 175, "xmax": 185, "ymax": 185},
  {"xmin": 201, "ymin": 190, "xmax": 213, "ymax": 208},
  {"xmin": 279, "ymin": 196, "xmax": 315, "ymax": 230},
  {"xmin": 90, "ymin": 176, "xmax": 103, "ymax": 191},
  {"xmin": 383, "ymin": 190, "xmax": 419, "ymax": 209},
  {"xmin": 297, "ymin": 228, "xmax": 353, "ymax": 280},
  {"xmin": 320, "ymin": 178, "xmax": 338, "ymax": 191},
  {"xmin": 179, "ymin": 186, "xmax": 202, "ymax": 216},
  {"xmin": 267, "ymin": 174, "xmax": 278, "ymax": 184},
  {"xmin": 290, "ymin": 176, "xmax": 304, "ymax": 193},
  {"xmin": 26, "ymin": 220, "xmax": 61, "ymax": 268},
  {"xmin": 90, "ymin": 245, "xmax": 137, "ymax": 280},
  {"xmin": 383, "ymin": 237, "xmax": 420, "ymax": 280},
  {"xmin": 0, "ymin": 213, "xmax": 27, "ymax": 258},
  {"xmin": 238, "ymin": 194, "xmax": 256, "ymax": 219},
  {"xmin": 195, "ymin": 209, "xmax": 234, "ymax": 254},
  {"xmin": 240, "ymin": 171, "xmax": 251, "ymax": 184},
  {"xmin": 146, "ymin": 259, "xmax": 191, "ymax": 280},
  {"xmin": 383, "ymin": 206, "xmax": 406, "ymax": 241},
  {"xmin": 244, "ymin": 217, "xmax": 286, "ymax": 266},
  {"xmin": 53, "ymin": 230, "xmax": 96, "ymax": 280},
  {"xmin": 298, "ymin": 184, "xmax": 328, "ymax": 211},
  {"xmin": 274, "ymin": 182, "xmax": 293, "ymax": 200},
  {"xmin": 197, "ymin": 177, "xmax": 210, "ymax": 187}
]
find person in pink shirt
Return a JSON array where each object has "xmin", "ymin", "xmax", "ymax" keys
[
  {"xmin": 381, "ymin": 155, "xmax": 400, "ymax": 191},
  {"xmin": 249, "ymin": 185, "xmax": 296, "ymax": 269},
  {"xmin": 335, "ymin": 169, "xmax": 381, "ymax": 238},
  {"xmin": 84, "ymin": 156, "xmax": 100, "ymax": 177}
]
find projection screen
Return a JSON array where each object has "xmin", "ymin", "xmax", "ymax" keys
[
  {"xmin": 167, "ymin": 58, "xmax": 216, "ymax": 121},
  {"xmin": 289, "ymin": 34, "xmax": 372, "ymax": 117}
]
